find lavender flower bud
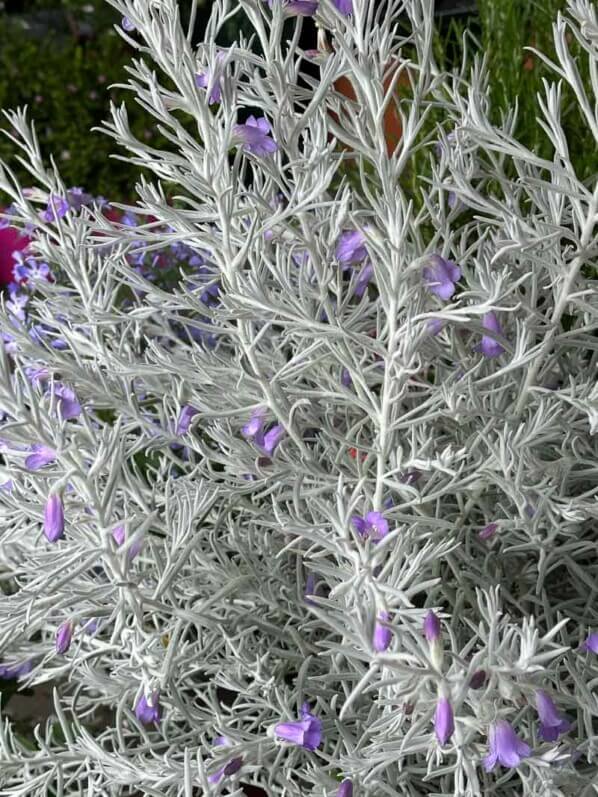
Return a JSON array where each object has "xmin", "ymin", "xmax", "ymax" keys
[{"xmin": 44, "ymin": 493, "xmax": 64, "ymax": 542}]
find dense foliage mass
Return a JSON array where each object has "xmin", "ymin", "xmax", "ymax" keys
[{"xmin": 0, "ymin": 1, "xmax": 597, "ymax": 795}]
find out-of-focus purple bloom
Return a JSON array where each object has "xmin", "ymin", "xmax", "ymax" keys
[
  {"xmin": 337, "ymin": 780, "xmax": 353, "ymax": 797},
  {"xmin": 479, "ymin": 522, "xmax": 498, "ymax": 541},
  {"xmin": 135, "ymin": 690, "xmax": 161, "ymax": 725},
  {"xmin": 42, "ymin": 195, "xmax": 69, "ymax": 223},
  {"xmin": 581, "ymin": 633, "xmax": 598, "ymax": 653},
  {"xmin": 274, "ymin": 703, "xmax": 322, "ymax": 750},
  {"xmin": 333, "ymin": 0, "xmax": 353, "ymax": 14},
  {"xmin": 341, "ymin": 368, "xmax": 352, "ymax": 387},
  {"xmin": 207, "ymin": 736, "xmax": 244, "ymax": 783},
  {"xmin": 52, "ymin": 383, "xmax": 81, "ymax": 420},
  {"xmin": 25, "ymin": 443, "xmax": 57, "ymax": 471},
  {"xmin": 266, "ymin": 0, "xmax": 319, "ymax": 14},
  {"xmin": 234, "ymin": 116, "xmax": 277, "ymax": 157},
  {"xmin": 112, "ymin": 524, "xmax": 143, "ymax": 561},
  {"xmin": 535, "ymin": 691, "xmax": 571, "ymax": 742},
  {"xmin": 25, "ymin": 365, "xmax": 50, "ymax": 385},
  {"xmin": 0, "ymin": 660, "xmax": 32, "ymax": 679},
  {"xmin": 55, "ymin": 621, "xmax": 73, "ymax": 654},
  {"xmin": 483, "ymin": 720, "xmax": 531, "ymax": 771},
  {"xmin": 259, "ymin": 423, "xmax": 285, "ymax": 456},
  {"xmin": 81, "ymin": 618, "xmax": 100, "ymax": 635},
  {"xmin": 479, "ymin": 312, "xmax": 505, "ymax": 358},
  {"xmin": 423, "ymin": 610, "xmax": 441, "ymax": 643},
  {"xmin": 195, "ymin": 70, "xmax": 222, "ymax": 105},
  {"xmin": 469, "ymin": 670, "xmax": 487, "ymax": 689},
  {"xmin": 354, "ymin": 261, "xmax": 374, "ymax": 297},
  {"xmin": 121, "ymin": 16, "xmax": 135, "ymax": 31},
  {"xmin": 373, "ymin": 611, "xmax": 393, "ymax": 652},
  {"xmin": 434, "ymin": 697, "xmax": 454, "ymax": 745},
  {"xmin": 427, "ymin": 318, "xmax": 445, "ymax": 336},
  {"xmin": 44, "ymin": 493, "xmax": 64, "ymax": 542},
  {"xmin": 304, "ymin": 571, "xmax": 316, "ymax": 604},
  {"xmin": 175, "ymin": 404, "xmax": 199, "ymax": 436},
  {"xmin": 351, "ymin": 511, "xmax": 389, "ymax": 542},
  {"xmin": 66, "ymin": 187, "xmax": 93, "ymax": 211},
  {"xmin": 0, "ymin": 480, "xmax": 14, "ymax": 492},
  {"xmin": 422, "ymin": 254, "xmax": 461, "ymax": 300},
  {"xmin": 242, "ymin": 408, "xmax": 267, "ymax": 440},
  {"xmin": 336, "ymin": 229, "xmax": 367, "ymax": 267}
]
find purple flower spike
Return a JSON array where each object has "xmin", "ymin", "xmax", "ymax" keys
[
  {"xmin": 176, "ymin": 404, "xmax": 199, "ymax": 435},
  {"xmin": 581, "ymin": 633, "xmax": 598, "ymax": 653},
  {"xmin": 479, "ymin": 312, "xmax": 505, "ymax": 358},
  {"xmin": 44, "ymin": 493, "xmax": 64, "ymax": 543},
  {"xmin": 373, "ymin": 611, "xmax": 393, "ymax": 652},
  {"xmin": 25, "ymin": 443, "xmax": 57, "ymax": 471},
  {"xmin": 535, "ymin": 691, "xmax": 571, "ymax": 742},
  {"xmin": 135, "ymin": 691, "xmax": 161, "ymax": 725},
  {"xmin": 266, "ymin": 0, "xmax": 319, "ymax": 15},
  {"xmin": 53, "ymin": 384, "xmax": 81, "ymax": 420},
  {"xmin": 274, "ymin": 703, "xmax": 322, "ymax": 751},
  {"xmin": 422, "ymin": 254, "xmax": 461, "ymax": 300},
  {"xmin": 333, "ymin": 0, "xmax": 353, "ymax": 14},
  {"xmin": 336, "ymin": 229, "xmax": 367, "ymax": 267},
  {"xmin": 195, "ymin": 71, "xmax": 222, "ymax": 105},
  {"xmin": 234, "ymin": 116, "xmax": 277, "ymax": 157},
  {"xmin": 483, "ymin": 720, "xmax": 531, "ymax": 771},
  {"xmin": 42, "ymin": 195, "xmax": 69, "ymax": 223},
  {"xmin": 338, "ymin": 780, "xmax": 353, "ymax": 797},
  {"xmin": 351, "ymin": 511, "xmax": 389, "ymax": 542},
  {"xmin": 423, "ymin": 610, "xmax": 441, "ymax": 643},
  {"xmin": 434, "ymin": 697, "xmax": 454, "ymax": 745},
  {"xmin": 479, "ymin": 522, "xmax": 498, "ymax": 541},
  {"xmin": 55, "ymin": 621, "xmax": 73, "ymax": 654}
]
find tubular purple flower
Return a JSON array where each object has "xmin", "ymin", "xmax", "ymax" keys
[
  {"xmin": 581, "ymin": 633, "xmax": 598, "ymax": 653},
  {"xmin": 0, "ymin": 660, "xmax": 32, "ymax": 679},
  {"xmin": 112, "ymin": 525, "xmax": 143, "ymax": 561},
  {"xmin": 242, "ymin": 408, "xmax": 267, "ymax": 439},
  {"xmin": 341, "ymin": 368, "xmax": 352, "ymax": 387},
  {"xmin": 434, "ymin": 697, "xmax": 454, "ymax": 745},
  {"xmin": 479, "ymin": 312, "xmax": 505, "ymax": 358},
  {"xmin": 195, "ymin": 71, "xmax": 222, "ymax": 105},
  {"xmin": 55, "ymin": 621, "xmax": 73, "ymax": 654},
  {"xmin": 25, "ymin": 443, "xmax": 57, "ymax": 471},
  {"xmin": 261, "ymin": 423, "xmax": 285, "ymax": 455},
  {"xmin": 423, "ymin": 610, "xmax": 441, "ymax": 643},
  {"xmin": 373, "ymin": 611, "xmax": 393, "ymax": 652},
  {"xmin": 337, "ymin": 780, "xmax": 353, "ymax": 797},
  {"xmin": 427, "ymin": 318, "xmax": 444, "ymax": 336},
  {"xmin": 354, "ymin": 262, "xmax": 374, "ymax": 297},
  {"xmin": 535, "ymin": 691, "xmax": 571, "ymax": 742},
  {"xmin": 351, "ymin": 511, "xmax": 389, "ymax": 542},
  {"xmin": 274, "ymin": 703, "xmax": 322, "ymax": 750},
  {"xmin": 176, "ymin": 404, "xmax": 199, "ymax": 435},
  {"xmin": 304, "ymin": 571, "xmax": 316, "ymax": 604},
  {"xmin": 483, "ymin": 720, "xmax": 531, "ymax": 771},
  {"xmin": 422, "ymin": 254, "xmax": 461, "ymax": 300},
  {"xmin": 44, "ymin": 493, "xmax": 64, "ymax": 543},
  {"xmin": 266, "ymin": 0, "xmax": 319, "ymax": 15},
  {"xmin": 53, "ymin": 383, "xmax": 81, "ymax": 420},
  {"xmin": 333, "ymin": 0, "xmax": 353, "ymax": 14},
  {"xmin": 135, "ymin": 691, "xmax": 161, "ymax": 725},
  {"xmin": 336, "ymin": 229, "xmax": 367, "ymax": 267},
  {"xmin": 234, "ymin": 116, "xmax": 277, "ymax": 156},
  {"xmin": 42, "ymin": 195, "xmax": 69, "ymax": 223},
  {"xmin": 479, "ymin": 522, "xmax": 498, "ymax": 541}
]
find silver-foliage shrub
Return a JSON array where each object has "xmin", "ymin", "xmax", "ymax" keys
[{"xmin": 0, "ymin": 0, "xmax": 597, "ymax": 794}]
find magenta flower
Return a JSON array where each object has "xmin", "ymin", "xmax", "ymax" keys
[
  {"xmin": 422, "ymin": 254, "xmax": 461, "ymax": 300},
  {"xmin": 274, "ymin": 703, "xmax": 322, "ymax": 750},
  {"xmin": 434, "ymin": 697, "xmax": 454, "ymax": 745},
  {"xmin": 55, "ymin": 621, "xmax": 73, "ymax": 654},
  {"xmin": 25, "ymin": 443, "xmax": 57, "ymax": 470},
  {"xmin": 483, "ymin": 720, "xmax": 531, "ymax": 771},
  {"xmin": 423, "ymin": 610, "xmax": 441, "ymax": 643},
  {"xmin": 135, "ymin": 691, "xmax": 161, "ymax": 725},
  {"xmin": 373, "ymin": 611, "xmax": 393, "ymax": 652},
  {"xmin": 535, "ymin": 691, "xmax": 571, "ymax": 742},
  {"xmin": 479, "ymin": 522, "xmax": 498, "ymax": 541},
  {"xmin": 175, "ymin": 404, "xmax": 199, "ymax": 435},
  {"xmin": 53, "ymin": 384, "xmax": 81, "ymax": 420},
  {"xmin": 478, "ymin": 312, "xmax": 505, "ymax": 358},
  {"xmin": 207, "ymin": 736, "xmax": 244, "ymax": 784},
  {"xmin": 333, "ymin": 0, "xmax": 353, "ymax": 14},
  {"xmin": 336, "ymin": 229, "xmax": 367, "ymax": 267},
  {"xmin": 234, "ymin": 116, "xmax": 277, "ymax": 156},
  {"xmin": 337, "ymin": 780, "xmax": 353, "ymax": 797},
  {"xmin": 195, "ymin": 71, "xmax": 222, "ymax": 105},
  {"xmin": 266, "ymin": 0, "xmax": 319, "ymax": 15},
  {"xmin": 351, "ymin": 511, "xmax": 389, "ymax": 542},
  {"xmin": 581, "ymin": 633, "xmax": 598, "ymax": 653},
  {"xmin": 42, "ymin": 195, "xmax": 69, "ymax": 223},
  {"xmin": 44, "ymin": 493, "xmax": 64, "ymax": 543}
]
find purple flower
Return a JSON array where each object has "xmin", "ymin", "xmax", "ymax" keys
[
  {"xmin": 479, "ymin": 312, "xmax": 505, "ymax": 358},
  {"xmin": 44, "ymin": 493, "xmax": 64, "ymax": 543},
  {"xmin": 207, "ymin": 736, "xmax": 244, "ymax": 784},
  {"xmin": 266, "ymin": 0, "xmax": 319, "ymax": 15},
  {"xmin": 25, "ymin": 443, "xmax": 57, "ymax": 471},
  {"xmin": 195, "ymin": 69, "xmax": 222, "ymax": 105},
  {"xmin": 0, "ymin": 660, "xmax": 32, "ymax": 680},
  {"xmin": 55, "ymin": 621, "xmax": 73, "ymax": 654},
  {"xmin": 42, "ymin": 195, "xmax": 69, "ymax": 223},
  {"xmin": 274, "ymin": 703, "xmax": 322, "ymax": 751},
  {"xmin": 66, "ymin": 187, "xmax": 93, "ymax": 211},
  {"xmin": 332, "ymin": 0, "xmax": 353, "ymax": 14},
  {"xmin": 121, "ymin": 16, "xmax": 135, "ymax": 31},
  {"xmin": 427, "ymin": 318, "xmax": 445, "ymax": 336},
  {"xmin": 112, "ymin": 524, "xmax": 143, "ymax": 561},
  {"xmin": 469, "ymin": 670, "xmax": 487, "ymax": 690},
  {"xmin": 535, "ymin": 691, "xmax": 571, "ymax": 742},
  {"xmin": 135, "ymin": 691, "xmax": 161, "ymax": 725},
  {"xmin": 581, "ymin": 633, "xmax": 598, "ymax": 653},
  {"xmin": 422, "ymin": 254, "xmax": 461, "ymax": 300},
  {"xmin": 483, "ymin": 720, "xmax": 531, "ymax": 771},
  {"xmin": 304, "ymin": 572, "xmax": 316, "ymax": 604},
  {"xmin": 175, "ymin": 404, "xmax": 199, "ymax": 435},
  {"xmin": 434, "ymin": 697, "xmax": 454, "ymax": 745},
  {"xmin": 336, "ymin": 229, "xmax": 367, "ymax": 267},
  {"xmin": 234, "ymin": 116, "xmax": 277, "ymax": 157},
  {"xmin": 351, "ymin": 511, "xmax": 389, "ymax": 542},
  {"xmin": 354, "ymin": 261, "xmax": 374, "ymax": 298},
  {"xmin": 479, "ymin": 522, "xmax": 498, "ymax": 541},
  {"xmin": 53, "ymin": 383, "xmax": 81, "ymax": 420},
  {"xmin": 259, "ymin": 423, "xmax": 285, "ymax": 456},
  {"xmin": 423, "ymin": 610, "xmax": 441, "ymax": 643},
  {"xmin": 242, "ymin": 408, "xmax": 267, "ymax": 439},
  {"xmin": 373, "ymin": 611, "xmax": 393, "ymax": 652}
]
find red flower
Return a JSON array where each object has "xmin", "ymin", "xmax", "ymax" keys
[{"xmin": 0, "ymin": 220, "xmax": 30, "ymax": 286}]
